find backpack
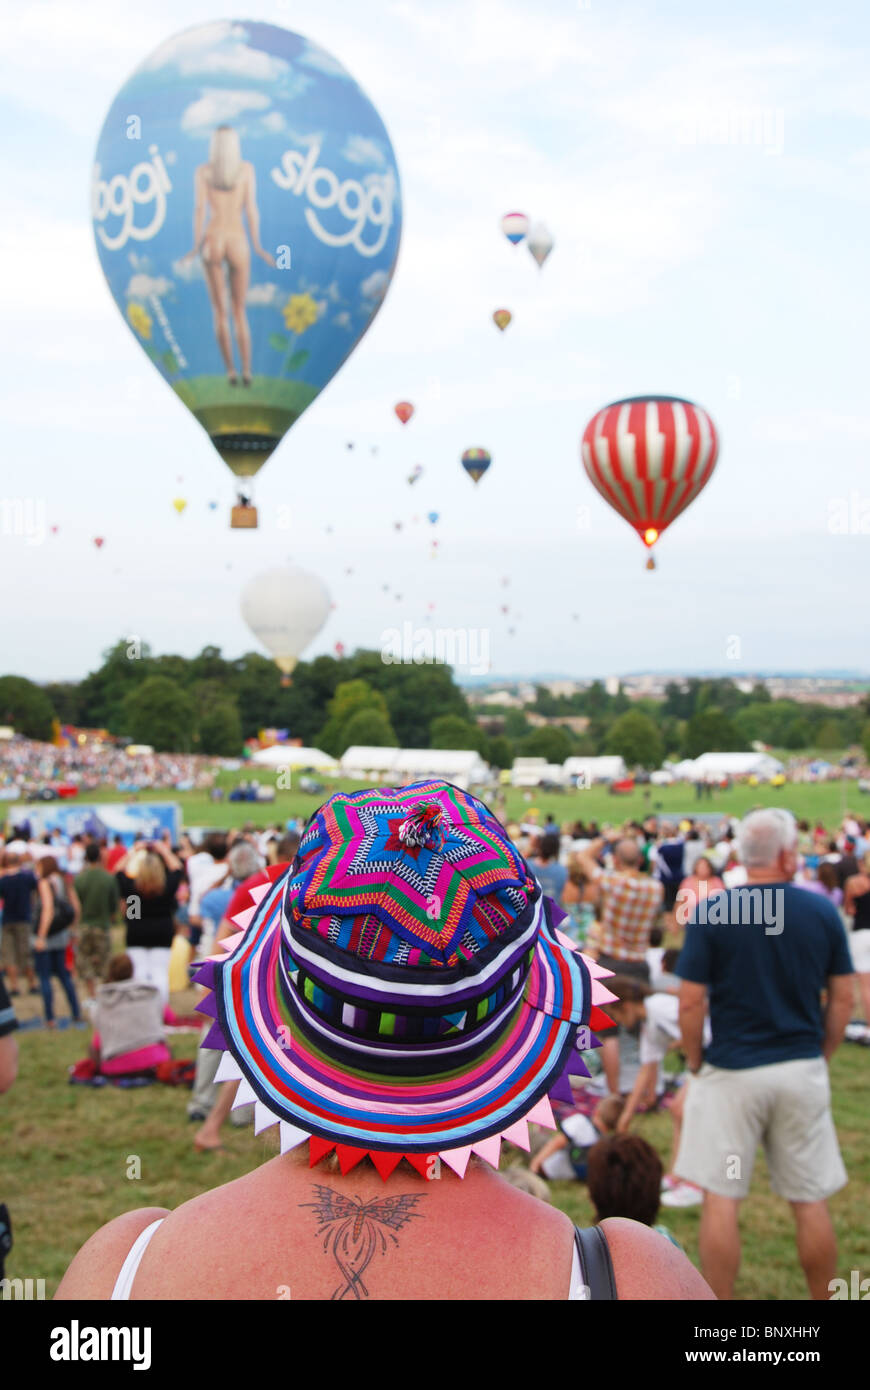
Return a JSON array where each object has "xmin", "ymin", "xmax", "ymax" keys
[{"xmin": 46, "ymin": 877, "xmax": 75, "ymax": 938}]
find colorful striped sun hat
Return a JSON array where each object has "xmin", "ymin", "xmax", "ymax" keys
[{"xmin": 193, "ymin": 781, "xmax": 616, "ymax": 1179}]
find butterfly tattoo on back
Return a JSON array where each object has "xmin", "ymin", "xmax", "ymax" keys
[{"xmin": 300, "ymin": 1186, "xmax": 424, "ymax": 1300}]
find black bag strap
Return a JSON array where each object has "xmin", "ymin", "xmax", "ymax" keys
[{"xmin": 574, "ymin": 1224, "xmax": 618, "ymax": 1300}]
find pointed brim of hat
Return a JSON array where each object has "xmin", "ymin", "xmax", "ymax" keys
[{"xmin": 194, "ymin": 873, "xmax": 615, "ymax": 1171}]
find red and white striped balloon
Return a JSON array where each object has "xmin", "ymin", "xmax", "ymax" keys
[{"xmin": 581, "ymin": 395, "xmax": 719, "ymax": 564}]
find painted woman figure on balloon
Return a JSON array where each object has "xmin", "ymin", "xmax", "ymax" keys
[{"xmin": 182, "ymin": 126, "xmax": 276, "ymax": 388}]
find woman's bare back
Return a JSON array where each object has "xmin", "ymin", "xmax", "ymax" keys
[{"xmin": 55, "ymin": 1153, "xmax": 714, "ymax": 1301}]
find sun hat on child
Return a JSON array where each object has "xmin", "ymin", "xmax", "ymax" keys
[{"xmin": 193, "ymin": 781, "xmax": 616, "ymax": 1179}]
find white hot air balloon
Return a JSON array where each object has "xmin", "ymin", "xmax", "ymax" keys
[
  {"xmin": 241, "ymin": 565, "xmax": 331, "ymax": 680},
  {"xmin": 527, "ymin": 222, "xmax": 554, "ymax": 268}
]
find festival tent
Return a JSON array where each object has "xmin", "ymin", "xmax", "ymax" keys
[
  {"xmin": 684, "ymin": 751, "xmax": 785, "ymax": 779},
  {"xmin": 562, "ymin": 756, "xmax": 627, "ymax": 784},
  {"xmin": 339, "ymin": 747, "xmax": 490, "ymax": 790},
  {"xmin": 511, "ymin": 757, "xmax": 550, "ymax": 787},
  {"xmin": 249, "ymin": 745, "xmax": 338, "ymax": 772}
]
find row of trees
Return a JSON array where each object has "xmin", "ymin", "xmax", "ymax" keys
[{"xmin": 1, "ymin": 651, "xmax": 868, "ymax": 766}]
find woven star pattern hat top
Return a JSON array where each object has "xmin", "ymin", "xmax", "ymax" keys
[{"xmin": 193, "ymin": 781, "xmax": 616, "ymax": 1179}]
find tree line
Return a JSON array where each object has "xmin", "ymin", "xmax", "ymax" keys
[{"xmin": 0, "ymin": 650, "xmax": 868, "ymax": 768}]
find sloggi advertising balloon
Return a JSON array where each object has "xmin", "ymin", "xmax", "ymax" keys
[
  {"xmin": 240, "ymin": 564, "xmax": 331, "ymax": 677},
  {"xmin": 92, "ymin": 21, "xmax": 402, "ymax": 527}
]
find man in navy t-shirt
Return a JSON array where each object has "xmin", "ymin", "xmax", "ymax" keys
[{"xmin": 674, "ymin": 808, "xmax": 854, "ymax": 1300}]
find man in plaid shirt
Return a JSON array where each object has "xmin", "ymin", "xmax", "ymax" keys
[{"xmin": 577, "ymin": 837, "xmax": 664, "ymax": 1093}]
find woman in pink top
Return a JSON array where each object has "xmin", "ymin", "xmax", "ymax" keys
[
  {"xmin": 675, "ymin": 857, "xmax": 725, "ymax": 927},
  {"xmin": 56, "ymin": 783, "xmax": 713, "ymax": 1302}
]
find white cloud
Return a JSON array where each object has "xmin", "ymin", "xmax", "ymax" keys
[
  {"xmin": 343, "ymin": 134, "xmax": 387, "ymax": 166},
  {"xmin": 333, "ymin": 311, "xmax": 352, "ymax": 328},
  {"xmin": 180, "ymin": 89, "xmax": 271, "ymax": 136},
  {"xmin": 261, "ymin": 111, "xmax": 286, "ymax": 134},
  {"xmin": 126, "ymin": 273, "xmax": 173, "ymax": 299},
  {"xmin": 246, "ymin": 283, "xmax": 281, "ymax": 307},
  {"xmin": 171, "ymin": 256, "xmax": 203, "ymax": 283},
  {"xmin": 361, "ymin": 270, "xmax": 389, "ymax": 302},
  {"xmin": 296, "ymin": 39, "xmax": 351, "ymax": 80}
]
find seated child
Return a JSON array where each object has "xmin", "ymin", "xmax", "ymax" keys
[
  {"xmin": 529, "ymin": 1095, "xmax": 625, "ymax": 1181},
  {"xmin": 586, "ymin": 1132, "xmax": 683, "ymax": 1249},
  {"xmin": 90, "ymin": 954, "xmax": 171, "ymax": 1076}
]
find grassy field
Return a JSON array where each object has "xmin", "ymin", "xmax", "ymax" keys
[
  {"xmin": 23, "ymin": 767, "xmax": 866, "ymax": 838},
  {"xmin": 4, "ymin": 771, "xmax": 868, "ymax": 1300},
  {"xmin": 3, "ymin": 1003, "xmax": 867, "ymax": 1300}
]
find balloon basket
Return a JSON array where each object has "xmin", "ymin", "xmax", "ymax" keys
[
  {"xmin": 280, "ymin": 675, "xmax": 292, "ymax": 688},
  {"xmin": 231, "ymin": 505, "xmax": 258, "ymax": 529},
  {"xmin": 645, "ymin": 555, "xmax": 656, "ymax": 571}
]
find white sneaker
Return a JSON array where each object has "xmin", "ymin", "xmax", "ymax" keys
[{"xmin": 661, "ymin": 1181, "xmax": 703, "ymax": 1208}]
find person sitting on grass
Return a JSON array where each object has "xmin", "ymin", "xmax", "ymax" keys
[
  {"xmin": 89, "ymin": 954, "xmax": 171, "ymax": 1078},
  {"xmin": 604, "ymin": 975, "xmax": 710, "ymax": 1208},
  {"xmin": 586, "ymin": 1134, "xmax": 683, "ymax": 1250},
  {"xmin": 529, "ymin": 1094, "xmax": 626, "ymax": 1181}
]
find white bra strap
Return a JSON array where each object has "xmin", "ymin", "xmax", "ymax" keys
[
  {"xmin": 568, "ymin": 1243, "xmax": 589, "ymax": 1300},
  {"xmin": 110, "ymin": 1218, "xmax": 164, "ymax": 1300}
]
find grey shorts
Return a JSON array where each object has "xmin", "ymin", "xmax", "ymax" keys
[{"xmin": 675, "ymin": 1056, "xmax": 847, "ymax": 1203}]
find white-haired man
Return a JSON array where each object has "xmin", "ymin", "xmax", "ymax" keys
[{"xmin": 674, "ymin": 808, "xmax": 854, "ymax": 1299}]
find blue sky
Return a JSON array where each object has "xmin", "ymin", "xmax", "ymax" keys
[{"xmin": 1, "ymin": 0, "xmax": 869, "ymax": 684}]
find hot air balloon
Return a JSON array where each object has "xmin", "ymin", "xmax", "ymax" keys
[
  {"xmin": 240, "ymin": 565, "xmax": 331, "ymax": 681},
  {"xmin": 395, "ymin": 401, "xmax": 414, "ymax": 425},
  {"xmin": 172, "ymin": 497, "xmax": 187, "ymax": 515},
  {"xmin": 50, "ymin": 526, "xmax": 59, "ymax": 535},
  {"xmin": 427, "ymin": 511, "xmax": 439, "ymax": 525},
  {"xmin": 335, "ymin": 641, "xmax": 345, "ymax": 658},
  {"xmin": 393, "ymin": 521, "xmax": 403, "ymax": 532},
  {"xmin": 493, "ymin": 309, "xmax": 512, "ymax": 332},
  {"xmin": 93, "ymin": 537, "xmax": 105, "ymax": 549},
  {"xmin": 407, "ymin": 463, "xmax": 423, "ymax": 485},
  {"xmin": 501, "ymin": 212, "xmax": 529, "ymax": 245},
  {"xmin": 207, "ymin": 501, "xmax": 218, "ymax": 511},
  {"xmin": 92, "ymin": 21, "xmax": 402, "ymax": 529},
  {"xmin": 346, "ymin": 442, "xmax": 355, "ymax": 451},
  {"xmin": 581, "ymin": 396, "xmax": 719, "ymax": 569},
  {"xmin": 527, "ymin": 223, "xmax": 554, "ymax": 268},
  {"xmin": 461, "ymin": 448, "xmax": 491, "ymax": 484}
]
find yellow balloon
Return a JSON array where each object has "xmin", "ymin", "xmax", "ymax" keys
[{"xmin": 172, "ymin": 497, "xmax": 187, "ymax": 515}]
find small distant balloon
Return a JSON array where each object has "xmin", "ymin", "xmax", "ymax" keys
[
  {"xmin": 172, "ymin": 497, "xmax": 187, "ymax": 515},
  {"xmin": 395, "ymin": 401, "xmax": 414, "ymax": 425},
  {"xmin": 493, "ymin": 309, "xmax": 512, "ymax": 332},
  {"xmin": 527, "ymin": 223, "xmax": 554, "ymax": 268},
  {"xmin": 344, "ymin": 567, "xmax": 353, "ymax": 576},
  {"xmin": 461, "ymin": 448, "xmax": 491, "ymax": 484},
  {"xmin": 408, "ymin": 464, "xmax": 423, "ymax": 485},
  {"xmin": 394, "ymin": 521, "xmax": 403, "ymax": 532},
  {"xmin": 335, "ymin": 641, "xmax": 345, "ymax": 657},
  {"xmin": 346, "ymin": 441, "xmax": 355, "ymax": 451},
  {"xmin": 93, "ymin": 537, "xmax": 105, "ymax": 549},
  {"xmin": 500, "ymin": 605, "xmax": 509, "ymax": 615},
  {"xmin": 427, "ymin": 511, "xmax": 439, "ymax": 525},
  {"xmin": 501, "ymin": 212, "xmax": 529, "ymax": 245},
  {"xmin": 50, "ymin": 526, "xmax": 59, "ymax": 535},
  {"xmin": 208, "ymin": 501, "xmax": 218, "ymax": 511}
]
